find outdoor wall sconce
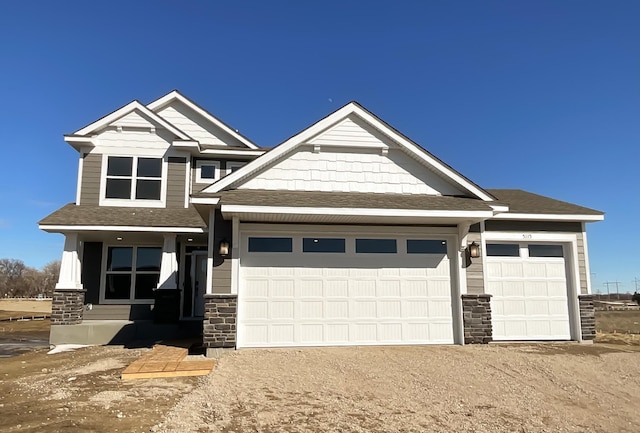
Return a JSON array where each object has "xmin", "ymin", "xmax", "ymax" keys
[
  {"xmin": 468, "ymin": 241, "xmax": 481, "ymax": 258},
  {"xmin": 219, "ymin": 239, "xmax": 230, "ymax": 256}
]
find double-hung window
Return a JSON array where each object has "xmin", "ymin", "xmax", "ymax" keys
[
  {"xmin": 105, "ymin": 156, "xmax": 162, "ymax": 201},
  {"xmin": 104, "ymin": 246, "xmax": 162, "ymax": 302}
]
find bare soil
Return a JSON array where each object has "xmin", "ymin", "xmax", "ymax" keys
[
  {"xmin": 157, "ymin": 343, "xmax": 640, "ymax": 433},
  {"xmin": 0, "ymin": 299, "xmax": 52, "ymax": 317},
  {"xmin": 0, "ymin": 337, "xmax": 197, "ymax": 433}
]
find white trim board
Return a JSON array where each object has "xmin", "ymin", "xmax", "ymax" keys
[
  {"xmin": 221, "ymin": 205, "xmax": 494, "ymax": 219},
  {"xmin": 39, "ymin": 225, "xmax": 205, "ymax": 233},
  {"xmin": 492, "ymin": 213, "xmax": 604, "ymax": 221},
  {"xmin": 73, "ymin": 100, "xmax": 191, "ymax": 140}
]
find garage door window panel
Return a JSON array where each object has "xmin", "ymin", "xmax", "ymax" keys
[
  {"xmin": 528, "ymin": 244, "xmax": 564, "ymax": 258},
  {"xmin": 486, "ymin": 243, "xmax": 520, "ymax": 257},
  {"xmin": 407, "ymin": 239, "xmax": 447, "ymax": 254},
  {"xmin": 355, "ymin": 239, "xmax": 397, "ymax": 254},
  {"xmin": 303, "ymin": 238, "xmax": 346, "ymax": 253},
  {"xmin": 248, "ymin": 237, "xmax": 293, "ymax": 253}
]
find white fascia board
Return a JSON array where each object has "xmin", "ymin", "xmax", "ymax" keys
[
  {"xmin": 221, "ymin": 204, "xmax": 493, "ymax": 219},
  {"xmin": 191, "ymin": 197, "xmax": 220, "ymax": 205},
  {"xmin": 39, "ymin": 225, "xmax": 205, "ymax": 233},
  {"xmin": 199, "ymin": 148, "xmax": 265, "ymax": 157},
  {"xmin": 491, "ymin": 213, "xmax": 605, "ymax": 222},
  {"xmin": 489, "ymin": 204, "xmax": 510, "ymax": 213},
  {"xmin": 172, "ymin": 140, "xmax": 200, "ymax": 148},
  {"xmin": 64, "ymin": 135, "xmax": 94, "ymax": 152},
  {"xmin": 147, "ymin": 90, "xmax": 260, "ymax": 149},
  {"xmin": 74, "ymin": 100, "xmax": 191, "ymax": 140}
]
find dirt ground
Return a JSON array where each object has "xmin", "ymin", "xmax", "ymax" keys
[
  {"xmin": 157, "ymin": 344, "xmax": 640, "ymax": 433},
  {"xmin": 0, "ymin": 339, "xmax": 197, "ymax": 433},
  {"xmin": 2, "ymin": 306, "xmax": 640, "ymax": 432},
  {"xmin": 0, "ymin": 299, "xmax": 52, "ymax": 317}
]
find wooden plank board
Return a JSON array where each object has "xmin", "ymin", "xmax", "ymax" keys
[{"xmin": 121, "ymin": 344, "xmax": 214, "ymax": 380}]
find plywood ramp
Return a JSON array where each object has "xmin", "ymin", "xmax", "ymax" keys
[{"xmin": 122, "ymin": 344, "xmax": 214, "ymax": 380}]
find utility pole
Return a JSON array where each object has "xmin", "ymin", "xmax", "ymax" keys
[
  {"xmin": 633, "ymin": 277, "xmax": 640, "ymax": 292},
  {"xmin": 603, "ymin": 281, "xmax": 623, "ymax": 301}
]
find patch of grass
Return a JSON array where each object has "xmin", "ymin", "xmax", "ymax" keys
[{"xmin": 595, "ymin": 310, "xmax": 640, "ymax": 334}]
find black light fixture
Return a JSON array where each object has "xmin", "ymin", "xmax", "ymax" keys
[
  {"xmin": 219, "ymin": 239, "xmax": 230, "ymax": 256},
  {"xmin": 468, "ymin": 241, "xmax": 481, "ymax": 258}
]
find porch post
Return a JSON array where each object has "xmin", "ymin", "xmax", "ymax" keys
[
  {"xmin": 56, "ymin": 232, "xmax": 83, "ymax": 291},
  {"xmin": 157, "ymin": 233, "xmax": 178, "ymax": 290},
  {"xmin": 206, "ymin": 208, "xmax": 215, "ymax": 295},
  {"xmin": 51, "ymin": 232, "xmax": 84, "ymax": 325}
]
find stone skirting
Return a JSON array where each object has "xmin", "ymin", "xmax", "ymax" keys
[
  {"xmin": 203, "ymin": 294, "xmax": 237, "ymax": 350},
  {"xmin": 51, "ymin": 289, "xmax": 85, "ymax": 325},
  {"xmin": 578, "ymin": 295, "xmax": 596, "ymax": 341},
  {"xmin": 462, "ymin": 294, "xmax": 493, "ymax": 344}
]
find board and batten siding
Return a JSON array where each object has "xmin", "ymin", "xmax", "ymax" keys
[
  {"xmin": 167, "ymin": 157, "xmax": 187, "ymax": 208},
  {"xmin": 212, "ymin": 211, "xmax": 232, "ymax": 294},
  {"xmin": 483, "ymin": 220, "xmax": 589, "ymax": 295},
  {"xmin": 79, "ymin": 153, "xmax": 102, "ymax": 205},
  {"xmin": 465, "ymin": 232, "xmax": 485, "ymax": 295}
]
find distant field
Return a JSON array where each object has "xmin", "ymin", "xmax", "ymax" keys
[
  {"xmin": 0, "ymin": 299, "xmax": 52, "ymax": 318},
  {"xmin": 596, "ymin": 310, "xmax": 640, "ymax": 334}
]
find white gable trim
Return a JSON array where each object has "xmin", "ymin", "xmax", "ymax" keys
[
  {"xmin": 147, "ymin": 91, "xmax": 260, "ymax": 150},
  {"xmin": 203, "ymin": 103, "xmax": 494, "ymax": 200},
  {"xmin": 492, "ymin": 213, "xmax": 604, "ymax": 222},
  {"xmin": 39, "ymin": 224, "xmax": 205, "ymax": 233},
  {"xmin": 73, "ymin": 100, "xmax": 192, "ymax": 140}
]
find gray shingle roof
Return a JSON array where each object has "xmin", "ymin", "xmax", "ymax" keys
[
  {"xmin": 487, "ymin": 189, "xmax": 603, "ymax": 216},
  {"xmin": 39, "ymin": 204, "xmax": 206, "ymax": 228},
  {"xmin": 215, "ymin": 189, "xmax": 494, "ymax": 211}
]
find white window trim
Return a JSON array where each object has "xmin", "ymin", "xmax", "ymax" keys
[
  {"xmin": 226, "ymin": 161, "xmax": 246, "ymax": 175},
  {"xmin": 195, "ymin": 160, "xmax": 221, "ymax": 184},
  {"xmin": 99, "ymin": 244, "xmax": 163, "ymax": 305},
  {"xmin": 99, "ymin": 155, "xmax": 167, "ymax": 208}
]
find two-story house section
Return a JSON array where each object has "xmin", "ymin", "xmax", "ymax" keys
[
  {"xmin": 40, "ymin": 91, "xmax": 265, "ymax": 344},
  {"xmin": 41, "ymin": 91, "xmax": 604, "ymax": 355}
]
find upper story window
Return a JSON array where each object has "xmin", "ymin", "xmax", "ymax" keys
[
  {"xmin": 105, "ymin": 156, "xmax": 162, "ymax": 201},
  {"xmin": 226, "ymin": 161, "xmax": 246, "ymax": 174},
  {"xmin": 195, "ymin": 160, "xmax": 221, "ymax": 183}
]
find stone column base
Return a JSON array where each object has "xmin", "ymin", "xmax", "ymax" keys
[
  {"xmin": 51, "ymin": 289, "xmax": 85, "ymax": 325},
  {"xmin": 203, "ymin": 294, "xmax": 237, "ymax": 353},
  {"xmin": 462, "ymin": 294, "xmax": 493, "ymax": 344},
  {"xmin": 578, "ymin": 295, "xmax": 596, "ymax": 341}
]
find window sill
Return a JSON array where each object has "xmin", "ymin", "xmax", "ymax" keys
[{"xmin": 99, "ymin": 199, "xmax": 166, "ymax": 208}]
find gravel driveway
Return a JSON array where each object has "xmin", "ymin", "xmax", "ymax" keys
[{"xmin": 157, "ymin": 344, "xmax": 640, "ymax": 433}]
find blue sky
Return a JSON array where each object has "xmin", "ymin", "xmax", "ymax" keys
[{"xmin": 0, "ymin": 1, "xmax": 638, "ymax": 293}]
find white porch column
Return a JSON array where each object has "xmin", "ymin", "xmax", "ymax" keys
[
  {"xmin": 206, "ymin": 208, "xmax": 215, "ymax": 295},
  {"xmin": 157, "ymin": 233, "xmax": 178, "ymax": 290},
  {"xmin": 56, "ymin": 232, "xmax": 83, "ymax": 290}
]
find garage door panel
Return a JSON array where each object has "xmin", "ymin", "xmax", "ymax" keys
[
  {"xmin": 352, "ymin": 300, "xmax": 376, "ymax": 318},
  {"xmin": 299, "ymin": 301, "xmax": 323, "ymax": 318},
  {"xmin": 488, "ymin": 244, "xmax": 570, "ymax": 341},
  {"xmin": 299, "ymin": 324, "xmax": 323, "ymax": 343},
  {"xmin": 428, "ymin": 279, "xmax": 451, "ymax": 297},
  {"xmin": 325, "ymin": 281, "xmax": 348, "ymax": 297},
  {"xmin": 404, "ymin": 300, "xmax": 429, "ymax": 317},
  {"xmin": 378, "ymin": 300, "xmax": 401, "ymax": 317},
  {"xmin": 500, "ymin": 262, "xmax": 525, "ymax": 278},
  {"xmin": 378, "ymin": 280, "xmax": 401, "ymax": 297},
  {"xmin": 326, "ymin": 301, "xmax": 348, "ymax": 318},
  {"xmin": 239, "ymin": 231, "xmax": 454, "ymax": 347}
]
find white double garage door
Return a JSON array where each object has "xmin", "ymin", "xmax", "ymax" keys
[{"xmin": 237, "ymin": 227, "xmax": 457, "ymax": 348}]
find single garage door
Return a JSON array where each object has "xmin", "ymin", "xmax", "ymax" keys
[
  {"xmin": 238, "ymin": 231, "xmax": 455, "ymax": 348},
  {"xmin": 486, "ymin": 243, "xmax": 571, "ymax": 341}
]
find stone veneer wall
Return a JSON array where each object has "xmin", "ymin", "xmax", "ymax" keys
[
  {"xmin": 578, "ymin": 295, "xmax": 596, "ymax": 341},
  {"xmin": 461, "ymin": 294, "xmax": 493, "ymax": 344},
  {"xmin": 51, "ymin": 289, "xmax": 85, "ymax": 325},
  {"xmin": 203, "ymin": 294, "xmax": 237, "ymax": 349}
]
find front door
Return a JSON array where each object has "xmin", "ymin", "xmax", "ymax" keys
[{"xmin": 191, "ymin": 252, "xmax": 207, "ymax": 317}]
